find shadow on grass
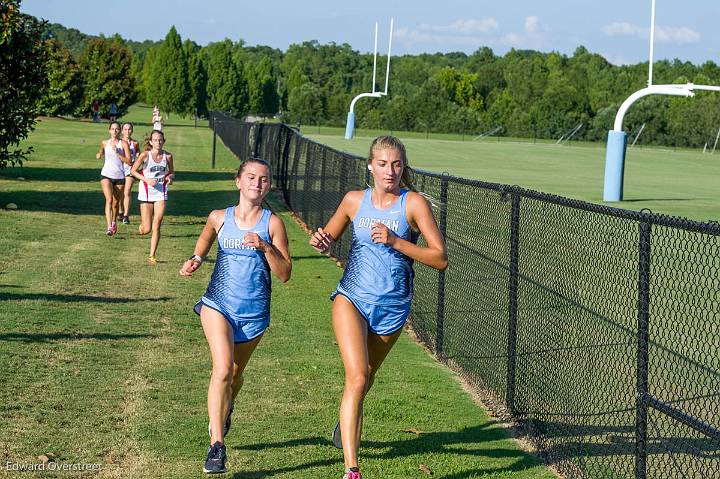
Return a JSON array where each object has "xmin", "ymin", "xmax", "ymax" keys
[
  {"xmin": 0, "ymin": 190, "xmax": 239, "ymax": 216},
  {"xmin": 291, "ymin": 255, "xmax": 330, "ymax": 261},
  {"xmin": 521, "ymin": 418, "xmax": 720, "ymax": 461},
  {"xmin": 622, "ymin": 198, "xmax": 697, "ymax": 202},
  {"xmin": 0, "ymin": 167, "xmax": 235, "ymax": 183},
  {"xmin": 40, "ymin": 114, "xmax": 208, "ymax": 129},
  {"xmin": 0, "ymin": 292, "xmax": 172, "ymax": 303},
  {"xmin": 233, "ymin": 423, "xmax": 545, "ymax": 479},
  {"xmin": 0, "ymin": 332, "xmax": 154, "ymax": 343}
]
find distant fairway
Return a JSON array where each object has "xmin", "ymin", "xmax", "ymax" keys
[{"xmin": 305, "ymin": 127, "xmax": 720, "ymax": 222}]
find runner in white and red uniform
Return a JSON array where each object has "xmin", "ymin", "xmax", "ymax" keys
[{"xmin": 130, "ymin": 129, "xmax": 174, "ymax": 264}]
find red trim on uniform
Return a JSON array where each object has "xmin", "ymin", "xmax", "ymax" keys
[
  {"xmin": 143, "ymin": 179, "xmax": 149, "ymax": 201},
  {"xmin": 163, "ymin": 172, "xmax": 169, "ymax": 198}
]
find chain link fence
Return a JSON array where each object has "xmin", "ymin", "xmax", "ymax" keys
[{"xmin": 209, "ymin": 112, "xmax": 720, "ymax": 479}]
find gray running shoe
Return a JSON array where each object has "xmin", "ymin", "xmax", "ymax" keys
[{"xmin": 332, "ymin": 420, "xmax": 343, "ymax": 449}]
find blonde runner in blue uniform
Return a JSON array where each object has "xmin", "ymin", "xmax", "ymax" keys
[
  {"xmin": 180, "ymin": 158, "xmax": 292, "ymax": 474},
  {"xmin": 130, "ymin": 129, "xmax": 174, "ymax": 264},
  {"xmin": 310, "ymin": 136, "xmax": 448, "ymax": 479}
]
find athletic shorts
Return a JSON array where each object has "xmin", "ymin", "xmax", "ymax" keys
[
  {"xmin": 194, "ymin": 298, "xmax": 269, "ymax": 343},
  {"xmin": 101, "ymin": 176, "xmax": 125, "ymax": 187},
  {"xmin": 331, "ymin": 290, "xmax": 411, "ymax": 336},
  {"xmin": 138, "ymin": 182, "xmax": 167, "ymax": 202}
]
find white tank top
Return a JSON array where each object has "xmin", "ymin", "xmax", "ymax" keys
[
  {"xmin": 142, "ymin": 150, "xmax": 169, "ymax": 181},
  {"xmin": 100, "ymin": 139, "xmax": 125, "ymax": 179}
]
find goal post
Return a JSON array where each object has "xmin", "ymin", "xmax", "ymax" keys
[{"xmin": 345, "ymin": 19, "xmax": 394, "ymax": 140}]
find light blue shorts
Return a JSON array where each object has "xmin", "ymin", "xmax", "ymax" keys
[
  {"xmin": 194, "ymin": 298, "xmax": 269, "ymax": 343},
  {"xmin": 331, "ymin": 290, "xmax": 411, "ymax": 336}
]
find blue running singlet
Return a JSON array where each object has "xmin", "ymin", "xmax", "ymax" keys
[
  {"xmin": 334, "ymin": 188, "xmax": 417, "ymax": 306},
  {"xmin": 195, "ymin": 207, "xmax": 273, "ymax": 338}
]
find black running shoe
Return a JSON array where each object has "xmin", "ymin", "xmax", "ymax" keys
[
  {"xmin": 203, "ymin": 441, "xmax": 227, "ymax": 474},
  {"xmin": 224, "ymin": 403, "xmax": 234, "ymax": 436},
  {"xmin": 208, "ymin": 403, "xmax": 234, "ymax": 438},
  {"xmin": 332, "ymin": 420, "xmax": 343, "ymax": 449},
  {"xmin": 122, "ymin": 216, "xmax": 130, "ymax": 225}
]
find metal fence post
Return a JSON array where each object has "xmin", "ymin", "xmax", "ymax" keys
[
  {"xmin": 252, "ymin": 123, "xmax": 264, "ymax": 158},
  {"xmin": 436, "ymin": 177, "xmax": 449, "ymax": 360},
  {"xmin": 506, "ymin": 188, "xmax": 521, "ymax": 415},
  {"xmin": 212, "ymin": 119, "xmax": 217, "ymax": 169},
  {"xmin": 281, "ymin": 126, "xmax": 291, "ymax": 204},
  {"xmin": 636, "ymin": 219, "xmax": 652, "ymax": 479},
  {"xmin": 319, "ymin": 149, "xmax": 327, "ymax": 227}
]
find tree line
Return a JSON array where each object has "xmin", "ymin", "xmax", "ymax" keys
[
  {"xmin": 5, "ymin": 0, "xmax": 720, "ymax": 168},
  {"xmin": 44, "ymin": 20, "xmax": 720, "ymax": 148}
]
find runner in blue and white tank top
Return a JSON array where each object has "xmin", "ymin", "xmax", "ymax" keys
[
  {"xmin": 194, "ymin": 206, "xmax": 273, "ymax": 326},
  {"xmin": 180, "ymin": 158, "xmax": 291, "ymax": 474},
  {"xmin": 118, "ymin": 122, "xmax": 139, "ymax": 225},
  {"xmin": 334, "ymin": 187, "xmax": 417, "ymax": 308},
  {"xmin": 96, "ymin": 121, "xmax": 131, "ymax": 236},
  {"xmin": 310, "ymin": 136, "xmax": 448, "ymax": 479}
]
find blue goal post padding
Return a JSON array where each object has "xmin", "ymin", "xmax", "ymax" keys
[
  {"xmin": 603, "ymin": 130, "xmax": 627, "ymax": 202},
  {"xmin": 344, "ymin": 111, "xmax": 355, "ymax": 140}
]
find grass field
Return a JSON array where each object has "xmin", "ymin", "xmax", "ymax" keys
[
  {"xmin": 0, "ymin": 106, "xmax": 556, "ymax": 478},
  {"xmin": 304, "ymin": 127, "xmax": 720, "ymax": 223}
]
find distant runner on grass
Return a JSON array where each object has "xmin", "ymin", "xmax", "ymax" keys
[
  {"xmin": 310, "ymin": 136, "xmax": 448, "ymax": 479},
  {"xmin": 179, "ymin": 158, "xmax": 292, "ymax": 474}
]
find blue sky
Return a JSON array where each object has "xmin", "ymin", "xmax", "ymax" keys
[{"xmin": 23, "ymin": 0, "xmax": 720, "ymax": 65}]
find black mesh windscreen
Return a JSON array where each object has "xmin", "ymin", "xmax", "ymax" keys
[{"xmin": 209, "ymin": 113, "xmax": 720, "ymax": 479}]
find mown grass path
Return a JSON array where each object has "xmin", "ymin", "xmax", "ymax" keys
[{"xmin": 0, "ymin": 108, "xmax": 555, "ymax": 478}]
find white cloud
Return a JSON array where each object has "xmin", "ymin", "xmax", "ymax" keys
[
  {"xmin": 601, "ymin": 22, "xmax": 643, "ymax": 37},
  {"xmin": 600, "ymin": 52, "xmax": 630, "ymax": 66},
  {"xmin": 601, "ymin": 22, "xmax": 700, "ymax": 45},
  {"xmin": 395, "ymin": 16, "xmax": 548, "ymax": 51},
  {"xmin": 418, "ymin": 18, "xmax": 499, "ymax": 35},
  {"xmin": 656, "ymin": 26, "xmax": 700, "ymax": 44},
  {"xmin": 430, "ymin": 19, "xmax": 498, "ymax": 34},
  {"xmin": 394, "ymin": 27, "xmax": 492, "ymax": 47},
  {"xmin": 394, "ymin": 18, "xmax": 499, "ymax": 48},
  {"xmin": 525, "ymin": 16, "xmax": 539, "ymax": 34},
  {"xmin": 499, "ymin": 16, "xmax": 548, "ymax": 50}
]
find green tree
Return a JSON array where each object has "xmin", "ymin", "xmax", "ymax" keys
[
  {"xmin": 0, "ymin": 0, "xmax": 48, "ymax": 168},
  {"xmin": 141, "ymin": 46, "xmax": 159, "ymax": 104},
  {"xmin": 247, "ymin": 56, "xmax": 279, "ymax": 115},
  {"xmin": 436, "ymin": 67, "xmax": 483, "ymax": 110},
  {"xmin": 38, "ymin": 39, "xmax": 83, "ymax": 116},
  {"xmin": 79, "ymin": 37, "xmax": 135, "ymax": 118},
  {"xmin": 288, "ymin": 82, "xmax": 323, "ymax": 123},
  {"xmin": 42, "ymin": 21, "xmax": 90, "ymax": 59},
  {"xmin": 148, "ymin": 26, "xmax": 190, "ymax": 116},
  {"xmin": 184, "ymin": 39, "xmax": 207, "ymax": 117},
  {"xmin": 204, "ymin": 39, "xmax": 248, "ymax": 116}
]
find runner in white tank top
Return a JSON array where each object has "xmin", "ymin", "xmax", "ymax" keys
[
  {"xmin": 119, "ymin": 122, "xmax": 140, "ymax": 225},
  {"xmin": 137, "ymin": 149, "xmax": 170, "ymax": 202},
  {"xmin": 96, "ymin": 121, "xmax": 131, "ymax": 236},
  {"xmin": 130, "ymin": 129, "xmax": 175, "ymax": 264}
]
